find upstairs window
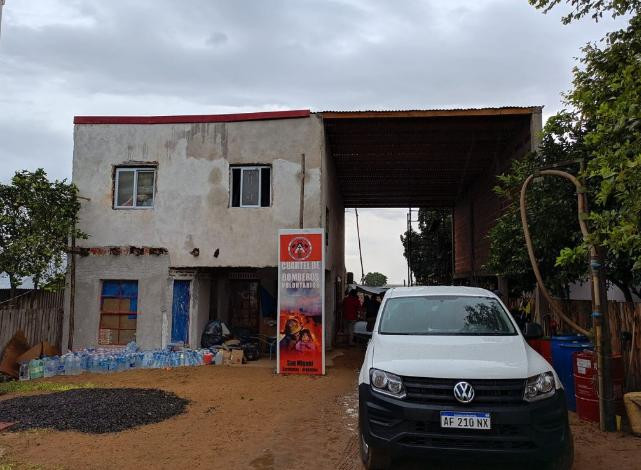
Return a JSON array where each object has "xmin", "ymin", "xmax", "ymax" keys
[
  {"xmin": 230, "ymin": 166, "xmax": 271, "ymax": 207},
  {"xmin": 115, "ymin": 167, "xmax": 156, "ymax": 209}
]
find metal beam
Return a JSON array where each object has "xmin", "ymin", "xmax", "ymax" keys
[{"xmin": 322, "ymin": 107, "xmax": 541, "ymax": 119}]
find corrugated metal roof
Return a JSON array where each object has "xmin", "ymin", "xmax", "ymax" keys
[
  {"xmin": 73, "ymin": 107, "xmax": 543, "ymax": 125},
  {"xmin": 320, "ymin": 106, "xmax": 542, "ymax": 113},
  {"xmin": 320, "ymin": 106, "xmax": 542, "ymax": 119},
  {"xmin": 324, "ymin": 107, "xmax": 536, "ymax": 208}
]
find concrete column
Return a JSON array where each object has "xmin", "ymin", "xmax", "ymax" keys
[{"xmin": 530, "ymin": 108, "xmax": 543, "ymax": 152}]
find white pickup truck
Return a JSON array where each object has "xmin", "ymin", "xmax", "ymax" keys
[{"xmin": 358, "ymin": 286, "xmax": 573, "ymax": 469}]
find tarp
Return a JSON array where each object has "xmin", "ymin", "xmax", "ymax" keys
[{"xmin": 348, "ymin": 284, "xmax": 388, "ymax": 296}]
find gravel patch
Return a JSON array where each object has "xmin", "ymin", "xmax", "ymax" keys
[{"xmin": 0, "ymin": 388, "xmax": 188, "ymax": 433}]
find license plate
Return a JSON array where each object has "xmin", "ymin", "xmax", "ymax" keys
[{"xmin": 440, "ymin": 411, "xmax": 491, "ymax": 430}]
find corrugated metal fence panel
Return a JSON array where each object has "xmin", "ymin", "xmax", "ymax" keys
[{"xmin": 0, "ymin": 290, "xmax": 64, "ymax": 354}]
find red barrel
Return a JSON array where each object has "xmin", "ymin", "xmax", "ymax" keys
[
  {"xmin": 527, "ymin": 338, "xmax": 541, "ymax": 354},
  {"xmin": 573, "ymin": 351, "xmax": 624, "ymax": 422},
  {"xmin": 539, "ymin": 338, "xmax": 553, "ymax": 365},
  {"xmin": 527, "ymin": 338, "xmax": 553, "ymax": 365}
]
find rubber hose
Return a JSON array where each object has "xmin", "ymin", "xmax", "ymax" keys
[{"xmin": 519, "ymin": 170, "xmax": 591, "ymax": 337}]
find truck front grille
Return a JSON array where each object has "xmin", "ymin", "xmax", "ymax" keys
[{"xmin": 402, "ymin": 377, "xmax": 526, "ymax": 405}]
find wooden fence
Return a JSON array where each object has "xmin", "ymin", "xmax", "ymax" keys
[
  {"xmin": 533, "ymin": 296, "xmax": 641, "ymax": 391},
  {"xmin": 0, "ymin": 290, "xmax": 64, "ymax": 354}
]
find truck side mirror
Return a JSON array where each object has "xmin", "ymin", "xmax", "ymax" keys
[{"xmin": 523, "ymin": 322, "xmax": 543, "ymax": 339}]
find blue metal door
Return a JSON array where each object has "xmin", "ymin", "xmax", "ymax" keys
[{"xmin": 171, "ymin": 280, "xmax": 191, "ymax": 344}]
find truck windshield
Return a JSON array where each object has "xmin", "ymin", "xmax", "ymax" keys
[{"xmin": 378, "ymin": 295, "xmax": 517, "ymax": 336}]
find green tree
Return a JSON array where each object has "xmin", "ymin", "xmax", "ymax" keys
[
  {"xmin": 401, "ymin": 209, "xmax": 452, "ymax": 285},
  {"xmin": 363, "ymin": 272, "xmax": 388, "ymax": 287},
  {"xmin": 568, "ymin": 15, "xmax": 641, "ymax": 274},
  {"xmin": 486, "ymin": 114, "xmax": 590, "ymax": 298},
  {"xmin": 529, "ymin": 0, "xmax": 640, "ymax": 23},
  {"xmin": 487, "ymin": 1, "xmax": 641, "ymax": 300},
  {"xmin": 0, "ymin": 169, "xmax": 86, "ymax": 295}
]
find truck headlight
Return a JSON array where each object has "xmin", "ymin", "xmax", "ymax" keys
[
  {"xmin": 524, "ymin": 372, "xmax": 556, "ymax": 402},
  {"xmin": 370, "ymin": 368, "xmax": 406, "ymax": 399}
]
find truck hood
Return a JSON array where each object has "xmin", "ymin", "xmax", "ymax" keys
[{"xmin": 372, "ymin": 334, "xmax": 532, "ymax": 380}]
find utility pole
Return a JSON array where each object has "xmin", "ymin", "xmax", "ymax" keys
[
  {"xmin": 0, "ymin": 1, "xmax": 6, "ymax": 39},
  {"xmin": 68, "ymin": 231, "xmax": 76, "ymax": 351},
  {"xmin": 406, "ymin": 208, "xmax": 419, "ymax": 286},
  {"xmin": 355, "ymin": 208, "xmax": 365, "ymax": 284},
  {"xmin": 299, "ymin": 154, "xmax": 305, "ymax": 229},
  {"xmin": 407, "ymin": 209, "xmax": 411, "ymax": 286}
]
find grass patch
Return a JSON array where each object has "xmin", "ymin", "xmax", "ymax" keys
[
  {"xmin": 0, "ymin": 461, "xmax": 60, "ymax": 470},
  {"xmin": 0, "ymin": 381, "xmax": 95, "ymax": 396},
  {"xmin": 0, "ymin": 456, "xmax": 51, "ymax": 470}
]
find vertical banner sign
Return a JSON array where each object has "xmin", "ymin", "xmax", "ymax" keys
[{"xmin": 277, "ymin": 229, "xmax": 325, "ymax": 375}]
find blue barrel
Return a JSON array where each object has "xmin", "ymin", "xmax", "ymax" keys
[
  {"xmin": 555, "ymin": 341, "xmax": 593, "ymax": 411},
  {"xmin": 551, "ymin": 335, "xmax": 588, "ymax": 378}
]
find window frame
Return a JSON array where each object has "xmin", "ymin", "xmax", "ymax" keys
[
  {"xmin": 114, "ymin": 167, "xmax": 156, "ymax": 209},
  {"xmin": 230, "ymin": 165, "xmax": 271, "ymax": 208}
]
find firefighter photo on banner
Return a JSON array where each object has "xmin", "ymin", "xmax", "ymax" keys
[{"xmin": 277, "ymin": 229, "xmax": 325, "ymax": 375}]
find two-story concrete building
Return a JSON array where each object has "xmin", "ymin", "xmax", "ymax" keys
[
  {"xmin": 63, "ymin": 110, "xmax": 344, "ymax": 351},
  {"xmin": 63, "ymin": 107, "xmax": 542, "ymax": 352}
]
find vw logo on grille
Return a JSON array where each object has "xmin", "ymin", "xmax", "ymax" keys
[{"xmin": 453, "ymin": 381, "xmax": 475, "ymax": 404}]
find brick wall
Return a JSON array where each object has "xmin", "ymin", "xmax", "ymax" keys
[{"xmin": 453, "ymin": 155, "xmax": 515, "ymax": 278}]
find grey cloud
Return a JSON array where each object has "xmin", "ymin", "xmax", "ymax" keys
[
  {"xmin": 0, "ymin": 0, "xmax": 631, "ymax": 282},
  {"xmin": 0, "ymin": 118, "xmax": 72, "ymax": 182},
  {"xmin": 206, "ymin": 32, "xmax": 228, "ymax": 46},
  {"xmin": 1, "ymin": 0, "xmax": 623, "ymax": 113}
]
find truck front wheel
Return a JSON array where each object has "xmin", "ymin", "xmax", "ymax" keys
[
  {"xmin": 359, "ymin": 429, "xmax": 391, "ymax": 470},
  {"xmin": 546, "ymin": 427, "xmax": 574, "ymax": 470}
]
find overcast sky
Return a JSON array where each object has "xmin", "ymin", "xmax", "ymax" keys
[{"xmin": 0, "ymin": 0, "xmax": 627, "ymax": 286}]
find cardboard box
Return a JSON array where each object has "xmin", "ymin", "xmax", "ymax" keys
[
  {"xmin": 0, "ymin": 331, "xmax": 30, "ymax": 378},
  {"xmin": 222, "ymin": 349, "xmax": 232, "ymax": 365},
  {"xmin": 230, "ymin": 349, "xmax": 244, "ymax": 365},
  {"xmin": 221, "ymin": 349, "xmax": 244, "ymax": 365},
  {"xmin": 16, "ymin": 341, "xmax": 60, "ymax": 363},
  {"xmin": 42, "ymin": 341, "xmax": 60, "ymax": 357}
]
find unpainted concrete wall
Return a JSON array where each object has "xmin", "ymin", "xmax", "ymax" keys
[
  {"xmin": 73, "ymin": 116, "xmax": 324, "ymax": 267},
  {"xmin": 320, "ymin": 122, "xmax": 345, "ymax": 349},
  {"xmin": 62, "ymin": 253, "xmax": 170, "ymax": 351},
  {"xmin": 68, "ymin": 114, "xmax": 343, "ymax": 351},
  {"xmin": 189, "ymin": 273, "xmax": 210, "ymax": 349}
]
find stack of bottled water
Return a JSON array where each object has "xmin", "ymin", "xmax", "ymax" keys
[{"xmin": 18, "ymin": 341, "xmax": 210, "ymax": 381}]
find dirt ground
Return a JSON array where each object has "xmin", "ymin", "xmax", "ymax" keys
[{"xmin": 0, "ymin": 349, "xmax": 640, "ymax": 470}]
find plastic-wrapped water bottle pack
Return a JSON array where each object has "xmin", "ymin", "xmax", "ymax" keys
[{"xmin": 19, "ymin": 341, "xmax": 212, "ymax": 381}]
